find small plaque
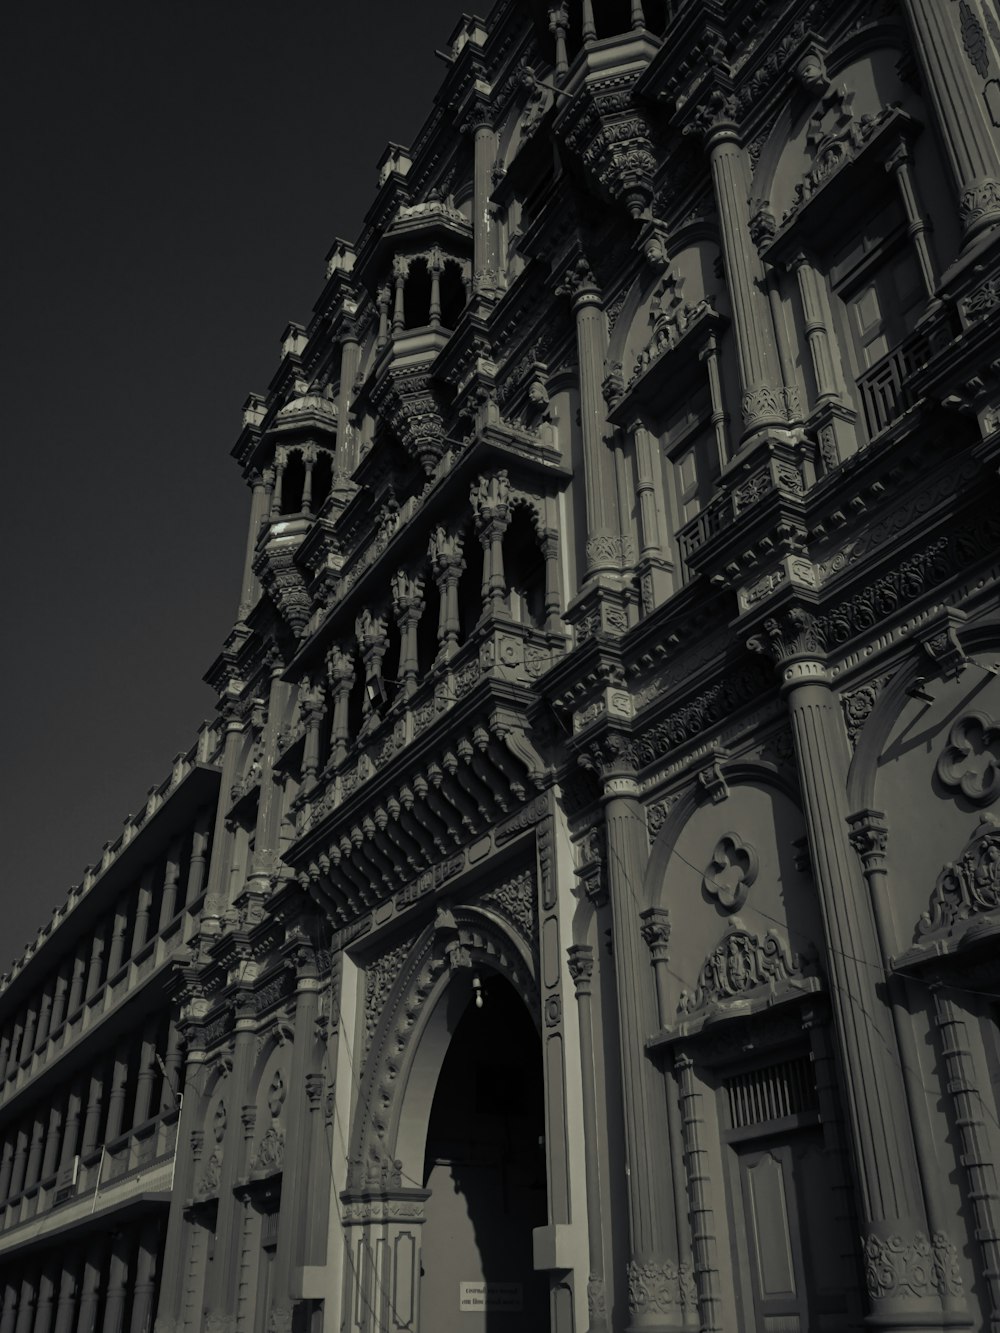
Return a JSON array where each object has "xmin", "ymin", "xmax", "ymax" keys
[{"xmin": 459, "ymin": 1281, "xmax": 523, "ymax": 1312}]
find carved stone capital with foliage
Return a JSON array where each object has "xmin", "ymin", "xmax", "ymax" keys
[
  {"xmin": 746, "ymin": 605, "xmax": 826, "ymax": 668},
  {"xmin": 846, "ymin": 809, "xmax": 888, "ymax": 875}
]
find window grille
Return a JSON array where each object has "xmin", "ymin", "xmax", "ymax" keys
[{"xmin": 725, "ymin": 1055, "xmax": 817, "ymax": 1130}]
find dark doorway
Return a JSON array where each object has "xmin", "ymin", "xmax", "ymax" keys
[{"xmin": 421, "ymin": 973, "xmax": 549, "ymax": 1332}]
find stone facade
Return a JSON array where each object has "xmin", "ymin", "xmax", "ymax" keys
[{"xmin": 5, "ymin": 1, "xmax": 1000, "ymax": 1331}]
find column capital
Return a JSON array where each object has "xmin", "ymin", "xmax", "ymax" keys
[
  {"xmin": 681, "ymin": 87, "xmax": 741, "ymax": 150},
  {"xmin": 846, "ymin": 809, "xmax": 889, "ymax": 873},
  {"xmin": 746, "ymin": 605, "xmax": 827, "ymax": 673},
  {"xmin": 639, "ymin": 907, "xmax": 671, "ymax": 963},
  {"xmin": 578, "ymin": 730, "xmax": 639, "ymax": 791},
  {"xmin": 556, "ymin": 251, "xmax": 602, "ymax": 309},
  {"xmin": 567, "ymin": 944, "xmax": 595, "ymax": 995}
]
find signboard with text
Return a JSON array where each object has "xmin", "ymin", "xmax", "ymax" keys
[{"xmin": 459, "ymin": 1282, "xmax": 523, "ymax": 1312}]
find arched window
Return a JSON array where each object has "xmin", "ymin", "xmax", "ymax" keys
[
  {"xmin": 281, "ymin": 451, "xmax": 305, "ymax": 515},
  {"xmin": 504, "ymin": 507, "xmax": 545, "ymax": 629},
  {"xmin": 440, "ymin": 259, "xmax": 466, "ymax": 329},
  {"xmin": 405, "ymin": 258, "xmax": 432, "ymax": 329}
]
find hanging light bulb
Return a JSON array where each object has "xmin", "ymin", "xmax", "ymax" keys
[{"xmin": 472, "ymin": 974, "xmax": 484, "ymax": 1009}]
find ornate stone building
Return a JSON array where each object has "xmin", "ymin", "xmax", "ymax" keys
[{"xmin": 6, "ymin": 0, "xmax": 1000, "ymax": 1330}]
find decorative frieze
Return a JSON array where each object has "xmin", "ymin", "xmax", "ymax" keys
[
  {"xmin": 679, "ymin": 921, "xmax": 817, "ymax": 1016},
  {"xmin": 916, "ymin": 815, "xmax": 1000, "ymax": 940},
  {"xmin": 861, "ymin": 1229, "xmax": 963, "ymax": 1302}
]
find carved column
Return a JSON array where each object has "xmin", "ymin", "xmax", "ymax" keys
[
  {"xmin": 471, "ymin": 471, "xmax": 512, "ymax": 616},
  {"xmin": 101, "ymin": 1232, "xmax": 130, "ymax": 1333},
  {"xmin": 51, "ymin": 1256, "xmax": 82, "ymax": 1333},
  {"xmin": 203, "ymin": 994, "xmax": 257, "ymax": 1332},
  {"xmin": 900, "ymin": 0, "xmax": 1000, "ymax": 245},
  {"xmin": 689, "ymin": 99, "xmax": 790, "ymax": 439},
  {"xmin": 160, "ymin": 1019, "xmax": 183, "ymax": 1114},
  {"xmin": 930, "ymin": 981, "xmax": 1000, "ymax": 1328},
  {"xmin": 788, "ymin": 249, "xmax": 857, "ymax": 461},
  {"xmin": 270, "ymin": 952, "xmax": 322, "ymax": 1332},
  {"xmin": 0, "ymin": 1026, "xmax": 11, "ymax": 1083},
  {"xmin": 391, "ymin": 256, "xmax": 407, "ymax": 335},
  {"xmin": 154, "ymin": 1032, "xmax": 206, "ymax": 1333},
  {"xmin": 638, "ymin": 909, "xmax": 671, "ymax": 1036},
  {"xmin": 674, "ymin": 1052, "xmax": 721, "ymax": 1333},
  {"xmin": 246, "ymin": 656, "xmax": 289, "ymax": 896},
  {"xmin": 299, "ymin": 677, "xmax": 327, "ymax": 791},
  {"xmin": 104, "ymin": 897, "xmax": 128, "ymax": 980},
  {"xmin": 631, "ymin": 422, "xmax": 673, "ymax": 608},
  {"xmin": 303, "ymin": 1071, "xmax": 331, "ymax": 1267},
  {"xmin": 748, "ymin": 610, "xmax": 939, "ymax": 1330},
  {"xmin": 271, "ymin": 450, "xmax": 286, "ymax": 518},
  {"xmin": 540, "ymin": 530, "xmax": 562, "ymax": 633},
  {"xmin": 391, "ymin": 572, "xmax": 425, "ymax": 698},
  {"xmin": 847, "ymin": 809, "xmax": 968, "ymax": 1321},
  {"xmin": 464, "ymin": 103, "xmax": 500, "ymax": 294},
  {"xmin": 375, "ymin": 285, "xmax": 390, "ymax": 352},
  {"xmin": 355, "ymin": 609, "xmax": 390, "ymax": 726},
  {"xmin": 585, "ymin": 737, "xmax": 689, "ymax": 1332},
  {"xmin": 128, "ymin": 1219, "xmax": 159, "ymax": 1333},
  {"xmin": 549, "ymin": 4, "xmax": 569, "ymax": 78},
  {"xmin": 203, "ymin": 696, "xmax": 247, "ymax": 928},
  {"xmin": 428, "ymin": 250, "xmax": 442, "ymax": 327},
  {"xmin": 238, "ymin": 468, "xmax": 271, "ymax": 616},
  {"xmin": 567, "ymin": 945, "xmax": 609, "ymax": 1333},
  {"xmin": 428, "ymin": 527, "xmax": 465, "ymax": 659},
  {"xmin": 157, "ymin": 836, "xmax": 184, "ymax": 932},
  {"xmin": 559, "ymin": 254, "xmax": 623, "ymax": 579},
  {"xmin": 301, "ymin": 443, "xmax": 316, "ymax": 514},
  {"xmin": 582, "ymin": 0, "xmax": 596, "ymax": 43},
  {"xmin": 20, "ymin": 1004, "xmax": 37, "ymax": 1060},
  {"xmin": 337, "ymin": 319, "xmax": 361, "ymax": 473},
  {"xmin": 326, "ymin": 645, "xmax": 356, "ymax": 766},
  {"xmin": 885, "ymin": 144, "xmax": 939, "ymax": 299}
]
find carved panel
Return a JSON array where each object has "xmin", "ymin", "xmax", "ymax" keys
[
  {"xmin": 702, "ymin": 833, "xmax": 758, "ymax": 912},
  {"xmin": 915, "ymin": 815, "xmax": 1000, "ymax": 941},
  {"xmin": 679, "ymin": 922, "xmax": 816, "ymax": 1016},
  {"xmin": 936, "ymin": 712, "xmax": 1000, "ymax": 806}
]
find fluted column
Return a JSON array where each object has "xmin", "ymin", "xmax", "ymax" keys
[
  {"xmin": 101, "ymin": 1232, "xmax": 130, "ymax": 1333},
  {"xmin": 900, "ymin": 0, "xmax": 1000, "ymax": 245},
  {"xmin": 748, "ymin": 610, "xmax": 940, "ymax": 1330},
  {"xmin": 559, "ymin": 253, "xmax": 622, "ymax": 580},
  {"xmin": 269, "ymin": 951, "xmax": 322, "ymax": 1332},
  {"xmin": 428, "ymin": 528, "xmax": 464, "ymax": 660},
  {"xmin": 390, "ymin": 573, "xmax": 424, "ymax": 699},
  {"xmin": 129, "ymin": 1219, "xmax": 159, "ymax": 1333},
  {"xmin": 464, "ymin": 102, "xmax": 500, "ymax": 294},
  {"xmin": 567, "ymin": 945, "xmax": 609, "ymax": 1333},
  {"xmin": 689, "ymin": 100, "xmax": 790, "ymax": 438},
  {"xmin": 583, "ymin": 737, "xmax": 688, "ymax": 1332},
  {"xmin": 154, "ymin": 1034, "xmax": 206, "ymax": 1333}
]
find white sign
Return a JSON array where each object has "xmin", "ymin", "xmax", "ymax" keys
[{"xmin": 459, "ymin": 1282, "xmax": 523, "ymax": 1312}]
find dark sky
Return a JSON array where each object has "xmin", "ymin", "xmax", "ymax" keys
[{"xmin": 1, "ymin": 1, "xmax": 477, "ymax": 970}]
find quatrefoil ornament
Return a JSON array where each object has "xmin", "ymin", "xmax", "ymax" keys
[
  {"xmin": 702, "ymin": 833, "xmax": 759, "ymax": 912},
  {"xmin": 936, "ymin": 711, "xmax": 1000, "ymax": 806}
]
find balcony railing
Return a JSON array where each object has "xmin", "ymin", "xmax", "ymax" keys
[
  {"xmin": 676, "ymin": 494, "xmax": 728, "ymax": 569},
  {"xmin": 0, "ymin": 1107, "xmax": 178, "ymax": 1244},
  {"xmin": 857, "ymin": 309, "xmax": 961, "ymax": 441}
]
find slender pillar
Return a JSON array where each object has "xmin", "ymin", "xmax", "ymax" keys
[
  {"xmin": 692, "ymin": 102, "xmax": 789, "ymax": 438},
  {"xmin": 464, "ymin": 104, "xmax": 500, "ymax": 294},
  {"xmin": 76, "ymin": 1237, "xmax": 107, "ymax": 1333},
  {"xmin": 33, "ymin": 1262, "xmax": 58, "ymax": 1333},
  {"xmin": 0, "ymin": 1135, "xmax": 14, "ymax": 1199},
  {"xmin": 7, "ymin": 1122, "xmax": 29, "ymax": 1199},
  {"xmin": 269, "ymin": 953, "xmax": 322, "ymax": 1332},
  {"xmin": 52, "ymin": 1256, "xmax": 83, "ymax": 1333},
  {"xmin": 558, "ymin": 254, "xmax": 622, "ymax": 579},
  {"xmin": 7, "ymin": 1017, "xmax": 24, "ymax": 1075},
  {"xmin": 375, "ymin": 285, "xmax": 390, "ymax": 353},
  {"xmin": 104, "ymin": 1040, "xmax": 131, "ymax": 1142},
  {"xmin": 471, "ymin": 472, "xmax": 511, "ymax": 616},
  {"xmin": 567, "ymin": 945, "xmax": 609, "ymax": 1333},
  {"xmin": 300, "ymin": 678, "xmax": 327, "ymax": 791},
  {"xmin": 245, "ymin": 660, "xmax": 289, "ymax": 894},
  {"xmin": 549, "ymin": 4, "xmax": 568, "ymax": 79},
  {"xmin": 747, "ymin": 610, "xmax": 940, "ymax": 1330},
  {"xmin": 629, "ymin": 0, "xmax": 644, "ymax": 29},
  {"xmin": 931, "ymin": 983, "xmax": 1000, "ymax": 1329},
  {"xmin": 81, "ymin": 1067, "xmax": 105, "ymax": 1157},
  {"xmin": 900, "ymin": 0, "xmax": 1000, "ymax": 245},
  {"xmin": 676, "ymin": 1052, "xmax": 722, "ymax": 1333},
  {"xmin": 157, "ymin": 837, "xmax": 184, "ymax": 933},
  {"xmin": 790, "ymin": 251, "xmax": 849, "ymax": 405},
  {"xmin": 24, "ymin": 1112, "xmax": 46, "ymax": 1188},
  {"xmin": 20, "ymin": 1005, "xmax": 38, "ymax": 1062},
  {"xmin": 84, "ymin": 927, "xmax": 106, "ymax": 1001},
  {"xmin": 131, "ymin": 867, "xmax": 156, "ymax": 957},
  {"xmin": 58, "ymin": 1079, "xmax": 84, "ymax": 1175},
  {"xmin": 160, "ymin": 1020, "xmax": 183, "ymax": 1113},
  {"xmin": 49, "ymin": 963, "xmax": 70, "ymax": 1035},
  {"xmin": 41, "ymin": 1097, "xmax": 65, "ymax": 1180},
  {"xmin": 428, "ymin": 255, "xmax": 442, "ymax": 327},
  {"xmin": 202, "ymin": 700, "xmax": 247, "ymax": 928},
  {"xmin": 0, "ymin": 1026, "xmax": 11, "ymax": 1083},
  {"xmin": 238, "ymin": 468, "xmax": 270, "ymax": 616},
  {"xmin": 183, "ymin": 808, "xmax": 212, "ymax": 908},
  {"xmin": 428, "ymin": 529, "xmax": 464, "ymax": 660},
  {"xmin": 34, "ymin": 982, "xmax": 54, "ymax": 1051},
  {"xmin": 326, "ymin": 645, "xmax": 356, "ymax": 767},
  {"xmin": 132, "ymin": 1015, "xmax": 160, "ymax": 1127},
  {"xmin": 582, "ymin": 0, "xmax": 596, "ymax": 42},
  {"xmin": 390, "ymin": 573, "xmax": 424, "ymax": 699},
  {"xmin": 129, "ymin": 1219, "xmax": 159, "ymax": 1333},
  {"xmin": 391, "ymin": 258, "xmax": 407, "ymax": 335},
  {"xmin": 885, "ymin": 144, "xmax": 939, "ymax": 299},
  {"xmin": 585, "ymin": 738, "xmax": 688, "ymax": 1332},
  {"xmin": 336, "ymin": 319, "xmax": 362, "ymax": 473},
  {"xmin": 12, "ymin": 1271, "xmax": 36, "ymax": 1333},
  {"xmin": 0, "ymin": 1278, "xmax": 17, "ymax": 1333},
  {"xmin": 301, "ymin": 444, "xmax": 315, "ymax": 515},
  {"xmin": 101, "ymin": 1232, "xmax": 130, "ymax": 1333}
]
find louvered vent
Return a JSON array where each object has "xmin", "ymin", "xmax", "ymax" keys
[{"xmin": 725, "ymin": 1055, "xmax": 817, "ymax": 1129}]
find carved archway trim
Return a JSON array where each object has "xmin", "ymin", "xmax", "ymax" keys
[{"xmin": 347, "ymin": 905, "xmax": 539, "ymax": 1195}]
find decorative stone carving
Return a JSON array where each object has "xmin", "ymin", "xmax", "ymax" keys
[
  {"xmin": 783, "ymin": 102, "xmax": 901, "ymax": 226},
  {"xmin": 702, "ymin": 833, "xmax": 758, "ymax": 911},
  {"xmin": 483, "ymin": 868, "xmax": 536, "ymax": 944},
  {"xmin": 697, "ymin": 758, "xmax": 729, "ymax": 804},
  {"xmin": 197, "ymin": 1150, "xmax": 223, "ymax": 1198},
  {"xmin": 916, "ymin": 814, "xmax": 1000, "ymax": 940},
  {"xmin": 646, "ymin": 793, "xmax": 681, "ymax": 838},
  {"xmin": 266, "ymin": 1070, "xmax": 286, "ymax": 1118},
  {"xmin": 936, "ymin": 713, "xmax": 1000, "ymax": 805},
  {"xmin": 363, "ymin": 936, "xmax": 416, "ymax": 1051},
  {"xmin": 626, "ymin": 1259, "xmax": 697, "ymax": 1317},
  {"xmin": 747, "ymin": 607, "xmax": 826, "ymax": 666},
  {"xmin": 253, "ymin": 1125, "xmax": 285, "ymax": 1173},
  {"xmin": 841, "ymin": 673, "xmax": 893, "ymax": 749},
  {"xmin": 862, "ymin": 1229, "xmax": 964, "ymax": 1301},
  {"xmin": 679, "ymin": 920, "xmax": 816, "ymax": 1015},
  {"xmin": 631, "ymin": 270, "xmax": 715, "ymax": 383}
]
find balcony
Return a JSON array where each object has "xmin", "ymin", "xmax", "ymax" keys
[
  {"xmin": 856, "ymin": 311, "xmax": 959, "ymax": 441},
  {"xmin": 0, "ymin": 1108, "xmax": 177, "ymax": 1254}
]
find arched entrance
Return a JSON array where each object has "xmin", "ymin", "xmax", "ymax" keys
[{"xmin": 420, "ymin": 972, "xmax": 549, "ymax": 1332}]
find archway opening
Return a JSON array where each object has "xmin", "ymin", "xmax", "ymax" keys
[{"xmin": 420, "ymin": 973, "xmax": 549, "ymax": 1332}]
